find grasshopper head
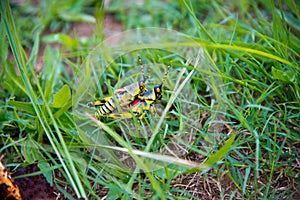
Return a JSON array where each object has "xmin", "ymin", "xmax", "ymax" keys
[
  {"xmin": 154, "ymin": 85, "xmax": 163, "ymax": 100},
  {"xmin": 153, "ymin": 64, "xmax": 170, "ymax": 100}
]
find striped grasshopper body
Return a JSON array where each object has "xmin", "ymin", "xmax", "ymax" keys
[
  {"xmin": 108, "ymin": 65, "xmax": 170, "ymax": 119},
  {"xmin": 87, "ymin": 57, "xmax": 148, "ymax": 118}
]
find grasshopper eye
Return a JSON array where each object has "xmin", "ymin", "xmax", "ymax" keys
[{"xmin": 156, "ymin": 88, "xmax": 161, "ymax": 93}]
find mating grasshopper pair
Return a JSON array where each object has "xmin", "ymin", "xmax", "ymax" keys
[{"xmin": 87, "ymin": 57, "xmax": 170, "ymax": 119}]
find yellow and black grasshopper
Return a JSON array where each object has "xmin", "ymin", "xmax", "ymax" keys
[
  {"xmin": 109, "ymin": 65, "xmax": 170, "ymax": 119},
  {"xmin": 87, "ymin": 57, "xmax": 149, "ymax": 118}
]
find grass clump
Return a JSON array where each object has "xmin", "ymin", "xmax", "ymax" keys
[{"xmin": 0, "ymin": 0, "xmax": 299, "ymax": 199}]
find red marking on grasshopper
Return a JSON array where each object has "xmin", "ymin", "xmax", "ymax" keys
[{"xmin": 131, "ymin": 99, "xmax": 142, "ymax": 107}]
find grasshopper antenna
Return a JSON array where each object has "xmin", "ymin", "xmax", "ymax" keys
[
  {"xmin": 138, "ymin": 56, "xmax": 149, "ymax": 83},
  {"xmin": 160, "ymin": 64, "xmax": 171, "ymax": 86}
]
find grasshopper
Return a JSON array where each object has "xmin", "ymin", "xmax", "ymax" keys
[
  {"xmin": 108, "ymin": 65, "xmax": 170, "ymax": 119},
  {"xmin": 87, "ymin": 57, "xmax": 149, "ymax": 118}
]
